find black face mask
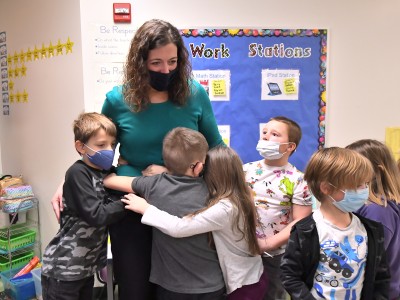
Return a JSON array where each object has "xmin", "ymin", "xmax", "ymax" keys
[{"xmin": 148, "ymin": 69, "xmax": 177, "ymax": 91}]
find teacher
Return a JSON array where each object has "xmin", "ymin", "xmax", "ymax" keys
[{"xmin": 52, "ymin": 19, "xmax": 223, "ymax": 300}]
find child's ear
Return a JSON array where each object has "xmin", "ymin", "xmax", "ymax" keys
[
  {"xmin": 75, "ymin": 140, "xmax": 85, "ymax": 155},
  {"xmin": 288, "ymin": 142, "xmax": 297, "ymax": 153},
  {"xmin": 320, "ymin": 181, "xmax": 332, "ymax": 195},
  {"xmin": 193, "ymin": 162, "xmax": 204, "ymax": 177}
]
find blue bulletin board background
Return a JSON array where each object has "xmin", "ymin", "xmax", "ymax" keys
[{"xmin": 181, "ymin": 29, "xmax": 327, "ymax": 171}]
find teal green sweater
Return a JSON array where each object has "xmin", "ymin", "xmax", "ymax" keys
[{"xmin": 102, "ymin": 80, "xmax": 223, "ymax": 176}]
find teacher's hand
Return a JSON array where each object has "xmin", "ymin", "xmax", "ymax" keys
[
  {"xmin": 51, "ymin": 181, "xmax": 64, "ymax": 223},
  {"xmin": 142, "ymin": 164, "xmax": 168, "ymax": 176},
  {"xmin": 117, "ymin": 156, "xmax": 128, "ymax": 167}
]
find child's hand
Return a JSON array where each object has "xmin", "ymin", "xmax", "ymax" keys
[
  {"xmin": 142, "ymin": 164, "xmax": 168, "ymax": 176},
  {"xmin": 117, "ymin": 156, "xmax": 128, "ymax": 167},
  {"xmin": 121, "ymin": 193, "xmax": 150, "ymax": 215}
]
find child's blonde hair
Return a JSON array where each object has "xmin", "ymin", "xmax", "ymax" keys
[
  {"xmin": 162, "ymin": 127, "xmax": 208, "ymax": 175},
  {"xmin": 346, "ymin": 139, "xmax": 400, "ymax": 205},
  {"xmin": 304, "ymin": 147, "xmax": 373, "ymax": 201},
  {"xmin": 202, "ymin": 146, "xmax": 260, "ymax": 255},
  {"xmin": 73, "ymin": 112, "xmax": 116, "ymax": 144}
]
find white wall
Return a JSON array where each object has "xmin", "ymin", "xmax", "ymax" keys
[
  {"xmin": 1, "ymin": 0, "xmax": 399, "ymax": 252},
  {"xmin": 79, "ymin": 0, "xmax": 400, "ymax": 147},
  {"xmin": 0, "ymin": 0, "xmax": 84, "ymax": 249}
]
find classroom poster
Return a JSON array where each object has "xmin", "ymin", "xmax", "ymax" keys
[
  {"xmin": 0, "ymin": 31, "xmax": 9, "ymax": 116},
  {"xmin": 182, "ymin": 29, "xmax": 328, "ymax": 171},
  {"xmin": 88, "ymin": 23, "xmax": 135, "ymax": 111}
]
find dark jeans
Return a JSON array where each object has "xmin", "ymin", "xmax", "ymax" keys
[
  {"xmin": 156, "ymin": 284, "xmax": 226, "ymax": 300},
  {"xmin": 109, "ymin": 210, "xmax": 155, "ymax": 300},
  {"xmin": 227, "ymin": 268, "xmax": 268, "ymax": 300},
  {"xmin": 41, "ymin": 274, "xmax": 94, "ymax": 300}
]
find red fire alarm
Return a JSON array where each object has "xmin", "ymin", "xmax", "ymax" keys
[{"xmin": 113, "ymin": 3, "xmax": 131, "ymax": 23}]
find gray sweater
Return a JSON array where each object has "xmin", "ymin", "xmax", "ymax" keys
[{"xmin": 133, "ymin": 173, "xmax": 225, "ymax": 294}]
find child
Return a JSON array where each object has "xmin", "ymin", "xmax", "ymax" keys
[
  {"xmin": 120, "ymin": 146, "xmax": 267, "ymax": 299},
  {"xmin": 281, "ymin": 147, "xmax": 390, "ymax": 300},
  {"xmin": 41, "ymin": 112, "xmax": 126, "ymax": 300},
  {"xmin": 243, "ymin": 116, "xmax": 312, "ymax": 300},
  {"xmin": 346, "ymin": 139, "xmax": 400, "ymax": 300},
  {"xmin": 104, "ymin": 127, "xmax": 225, "ymax": 299}
]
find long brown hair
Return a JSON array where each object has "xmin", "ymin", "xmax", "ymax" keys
[
  {"xmin": 201, "ymin": 146, "xmax": 260, "ymax": 255},
  {"xmin": 123, "ymin": 19, "xmax": 192, "ymax": 112},
  {"xmin": 346, "ymin": 139, "xmax": 400, "ymax": 205}
]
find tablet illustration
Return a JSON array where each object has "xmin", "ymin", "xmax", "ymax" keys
[{"xmin": 267, "ymin": 82, "xmax": 282, "ymax": 95}]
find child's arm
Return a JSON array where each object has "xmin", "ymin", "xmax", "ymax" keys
[
  {"xmin": 258, "ymin": 203, "xmax": 311, "ymax": 252},
  {"xmin": 103, "ymin": 173, "xmax": 135, "ymax": 193},
  {"xmin": 121, "ymin": 193, "xmax": 230, "ymax": 237},
  {"xmin": 64, "ymin": 167, "xmax": 126, "ymax": 226},
  {"xmin": 280, "ymin": 226, "xmax": 315, "ymax": 300}
]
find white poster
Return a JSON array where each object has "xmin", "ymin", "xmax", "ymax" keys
[
  {"xmin": 261, "ymin": 69, "xmax": 300, "ymax": 100},
  {"xmin": 87, "ymin": 23, "xmax": 134, "ymax": 111},
  {"xmin": 93, "ymin": 62, "xmax": 124, "ymax": 112},
  {"xmin": 193, "ymin": 70, "xmax": 231, "ymax": 101},
  {"xmin": 218, "ymin": 125, "xmax": 230, "ymax": 146},
  {"xmin": 90, "ymin": 24, "xmax": 135, "ymax": 63}
]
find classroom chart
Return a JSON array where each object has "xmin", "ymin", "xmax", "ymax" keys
[{"xmin": 181, "ymin": 29, "xmax": 327, "ymax": 171}]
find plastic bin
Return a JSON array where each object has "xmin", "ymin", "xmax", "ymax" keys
[
  {"xmin": 0, "ymin": 251, "xmax": 34, "ymax": 272},
  {"xmin": 0, "ymin": 267, "xmax": 36, "ymax": 300},
  {"xmin": 31, "ymin": 268, "xmax": 42, "ymax": 300},
  {"xmin": 0, "ymin": 212, "xmax": 26, "ymax": 229},
  {"xmin": 0, "ymin": 229, "xmax": 36, "ymax": 254}
]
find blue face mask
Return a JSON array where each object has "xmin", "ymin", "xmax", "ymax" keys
[
  {"xmin": 84, "ymin": 144, "xmax": 115, "ymax": 170},
  {"xmin": 328, "ymin": 183, "xmax": 369, "ymax": 213}
]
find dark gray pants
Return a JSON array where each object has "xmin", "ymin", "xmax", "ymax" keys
[
  {"xmin": 41, "ymin": 274, "xmax": 94, "ymax": 300},
  {"xmin": 262, "ymin": 254, "xmax": 288, "ymax": 300}
]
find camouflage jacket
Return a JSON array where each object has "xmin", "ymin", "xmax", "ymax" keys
[{"xmin": 42, "ymin": 160, "xmax": 125, "ymax": 281}]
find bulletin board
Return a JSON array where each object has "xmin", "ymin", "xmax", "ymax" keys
[{"xmin": 181, "ymin": 29, "xmax": 327, "ymax": 171}]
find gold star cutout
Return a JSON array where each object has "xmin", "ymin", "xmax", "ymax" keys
[
  {"xmin": 41, "ymin": 43, "xmax": 47, "ymax": 59},
  {"xmin": 48, "ymin": 42, "xmax": 54, "ymax": 58},
  {"xmin": 26, "ymin": 48, "xmax": 32, "ymax": 62},
  {"xmin": 20, "ymin": 50, "xmax": 26, "ymax": 63},
  {"xmin": 56, "ymin": 39, "xmax": 63, "ymax": 55},
  {"xmin": 8, "ymin": 69, "xmax": 13, "ymax": 78},
  {"xmin": 9, "ymin": 93, "xmax": 14, "ymax": 103},
  {"xmin": 8, "ymin": 80, "xmax": 14, "ymax": 91},
  {"xmin": 33, "ymin": 46, "xmax": 40, "ymax": 61},
  {"xmin": 21, "ymin": 64, "xmax": 27, "ymax": 76},
  {"xmin": 7, "ymin": 54, "xmax": 12, "ymax": 65},
  {"xmin": 14, "ymin": 67, "xmax": 20, "ymax": 78},
  {"xmin": 22, "ymin": 89, "xmax": 28, "ymax": 103},
  {"xmin": 65, "ymin": 37, "xmax": 74, "ymax": 54},
  {"xmin": 13, "ymin": 51, "xmax": 19, "ymax": 64},
  {"xmin": 16, "ymin": 91, "xmax": 21, "ymax": 103}
]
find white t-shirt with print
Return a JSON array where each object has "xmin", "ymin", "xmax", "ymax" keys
[
  {"xmin": 311, "ymin": 209, "xmax": 368, "ymax": 299},
  {"xmin": 243, "ymin": 160, "xmax": 312, "ymax": 255}
]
